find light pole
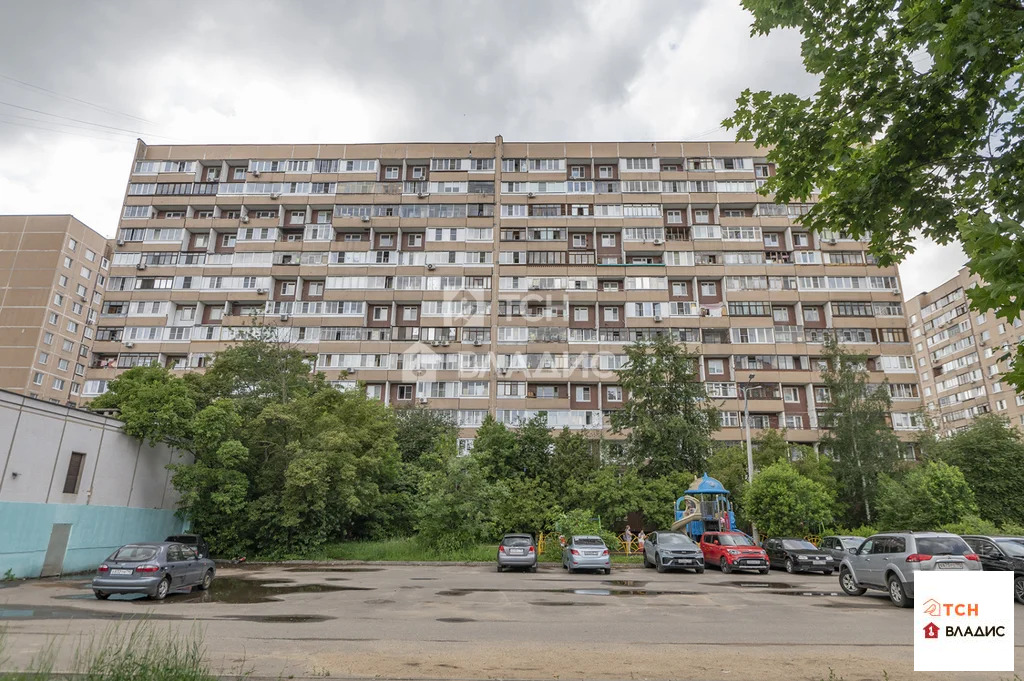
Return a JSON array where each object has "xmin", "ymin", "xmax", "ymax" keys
[{"xmin": 741, "ymin": 372, "xmax": 759, "ymax": 543}]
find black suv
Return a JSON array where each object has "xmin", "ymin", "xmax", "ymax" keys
[{"xmin": 961, "ymin": 535, "xmax": 1024, "ymax": 604}]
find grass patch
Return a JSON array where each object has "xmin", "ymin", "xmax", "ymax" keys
[{"xmin": 0, "ymin": 624, "xmax": 222, "ymax": 680}]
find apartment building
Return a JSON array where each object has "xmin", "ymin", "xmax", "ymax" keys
[
  {"xmin": 907, "ymin": 266, "xmax": 1024, "ymax": 435},
  {"xmin": 87, "ymin": 137, "xmax": 923, "ymax": 453},
  {"xmin": 0, "ymin": 215, "xmax": 110, "ymax": 406}
]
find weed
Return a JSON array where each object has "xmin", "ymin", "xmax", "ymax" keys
[{"xmin": 1, "ymin": 570, "xmax": 14, "ymax": 582}]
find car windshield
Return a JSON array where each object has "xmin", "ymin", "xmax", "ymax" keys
[
  {"xmin": 996, "ymin": 540, "xmax": 1024, "ymax": 557},
  {"xmin": 916, "ymin": 537, "xmax": 972, "ymax": 556},
  {"xmin": 659, "ymin": 534, "xmax": 695, "ymax": 547},
  {"xmin": 782, "ymin": 540, "xmax": 817, "ymax": 551},
  {"xmin": 575, "ymin": 538, "xmax": 605, "ymax": 546},
  {"xmin": 502, "ymin": 537, "xmax": 532, "ymax": 547},
  {"xmin": 109, "ymin": 546, "xmax": 158, "ymax": 562},
  {"xmin": 719, "ymin": 535, "xmax": 755, "ymax": 547},
  {"xmin": 840, "ymin": 538, "xmax": 864, "ymax": 550}
]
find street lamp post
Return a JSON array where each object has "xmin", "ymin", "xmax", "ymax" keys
[{"xmin": 742, "ymin": 372, "xmax": 759, "ymax": 543}]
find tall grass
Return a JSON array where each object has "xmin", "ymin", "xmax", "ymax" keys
[
  {"xmin": 0, "ymin": 624, "xmax": 221, "ymax": 681},
  {"xmin": 280, "ymin": 536, "xmax": 497, "ymax": 562}
]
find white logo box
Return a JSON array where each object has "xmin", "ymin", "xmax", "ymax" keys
[{"xmin": 914, "ymin": 571, "xmax": 1014, "ymax": 672}]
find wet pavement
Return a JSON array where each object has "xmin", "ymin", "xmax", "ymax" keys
[{"xmin": 0, "ymin": 563, "xmax": 1013, "ymax": 681}]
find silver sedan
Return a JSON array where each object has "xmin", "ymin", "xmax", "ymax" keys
[
  {"xmin": 91, "ymin": 542, "xmax": 216, "ymax": 600},
  {"xmin": 562, "ymin": 535, "xmax": 611, "ymax": 574}
]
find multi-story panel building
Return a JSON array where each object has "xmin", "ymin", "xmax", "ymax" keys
[
  {"xmin": 907, "ymin": 266, "xmax": 1024, "ymax": 435},
  {"xmin": 0, "ymin": 215, "xmax": 111, "ymax": 406},
  {"xmin": 88, "ymin": 138, "xmax": 923, "ymax": 454}
]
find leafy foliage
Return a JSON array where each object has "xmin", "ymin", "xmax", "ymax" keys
[
  {"xmin": 611, "ymin": 335, "xmax": 720, "ymax": 477},
  {"xmin": 725, "ymin": 0, "xmax": 1024, "ymax": 389},
  {"xmin": 743, "ymin": 461, "xmax": 834, "ymax": 537},
  {"xmin": 90, "ymin": 365, "xmax": 197, "ymax": 448},
  {"xmin": 875, "ymin": 461, "xmax": 978, "ymax": 530},
  {"xmin": 925, "ymin": 415, "xmax": 1024, "ymax": 526},
  {"xmin": 817, "ymin": 337, "xmax": 902, "ymax": 525}
]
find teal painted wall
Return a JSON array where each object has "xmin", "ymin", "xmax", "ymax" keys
[{"xmin": 0, "ymin": 501, "xmax": 187, "ymax": 578}]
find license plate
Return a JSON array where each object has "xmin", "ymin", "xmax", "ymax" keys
[
  {"xmin": 812, "ymin": 560, "xmax": 826, "ymax": 565},
  {"xmin": 110, "ymin": 569, "xmax": 133, "ymax": 575},
  {"xmin": 742, "ymin": 559, "xmax": 762, "ymax": 565},
  {"xmin": 937, "ymin": 562, "xmax": 963, "ymax": 570},
  {"xmin": 584, "ymin": 551, "xmax": 598, "ymax": 556},
  {"xmin": 509, "ymin": 548, "xmax": 525, "ymax": 555}
]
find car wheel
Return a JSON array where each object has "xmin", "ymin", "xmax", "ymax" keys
[
  {"xmin": 567, "ymin": 565, "xmax": 575, "ymax": 574},
  {"xmin": 94, "ymin": 591, "xmax": 109, "ymax": 600},
  {"xmin": 529, "ymin": 565, "xmax": 537, "ymax": 573},
  {"xmin": 197, "ymin": 570, "xmax": 213, "ymax": 591},
  {"xmin": 496, "ymin": 564, "xmax": 503, "ymax": 573},
  {"xmin": 151, "ymin": 577, "xmax": 170, "ymax": 601},
  {"xmin": 758, "ymin": 568, "xmax": 770, "ymax": 575},
  {"xmin": 720, "ymin": 557, "xmax": 732, "ymax": 574},
  {"xmin": 642, "ymin": 553, "xmax": 651, "ymax": 569},
  {"xmin": 656, "ymin": 555, "xmax": 666, "ymax": 573},
  {"xmin": 888, "ymin": 575, "xmax": 911, "ymax": 608},
  {"xmin": 785, "ymin": 558, "xmax": 795, "ymax": 574},
  {"xmin": 695, "ymin": 567, "xmax": 705, "ymax": 574},
  {"xmin": 1015, "ymin": 575, "xmax": 1024, "ymax": 605},
  {"xmin": 840, "ymin": 568, "xmax": 866, "ymax": 596},
  {"xmin": 604, "ymin": 568, "xmax": 611, "ymax": 575},
  {"xmin": 823, "ymin": 569, "xmax": 834, "ymax": 576}
]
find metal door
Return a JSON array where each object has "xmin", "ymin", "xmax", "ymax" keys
[{"xmin": 40, "ymin": 523, "xmax": 73, "ymax": 577}]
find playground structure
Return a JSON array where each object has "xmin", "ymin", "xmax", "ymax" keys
[{"xmin": 671, "ymin": 473, "xmax": 738, "ymax": 539}]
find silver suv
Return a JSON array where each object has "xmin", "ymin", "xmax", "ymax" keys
[{"xmin": 839, "ymin": 532, "xmax": 981, "ymax": 607}]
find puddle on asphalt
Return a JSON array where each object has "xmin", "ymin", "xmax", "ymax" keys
[
  {"xmin": 603, "ymin": 580, "xmax": 648, "ymax": 587},
  {"xmin": 436, "ymin": 617, "xmax": 476, "ymax": 623},
  {"xmin": 409, "ymin": 577, "xmax": 437, "ymax": 581},
  {"xmin": 0, "ymin": 605, "xmax": 177, "ymax": 621},
  {"xmin": 774, "ymin": 590, "xmax": 843, "ymax": 597},
  {"xmin": 436, "ymin": 587, "xmax": 694, "ymax": 598},
  {"xmin": 214, "ymin": 614, "xmax": 335, "ymax": 623},
  {"xmin": 283, "ymin": 567, "xmax": 383, "ymax": 573},
  {"xmin": 715, "ymin": 581, "xmax": 795, "ymax": 589},
  {"xmin": 530, "ymin": 601, "xmax": 606, "ymax": 607},
  {"xmin": 57, "ymin": 577, "xmax": 372, "ymax": 604}
]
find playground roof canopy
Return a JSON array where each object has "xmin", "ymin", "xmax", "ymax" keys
[{"xmin": 687, "ymin": 473, "xmax": 729, "ymax": 495}]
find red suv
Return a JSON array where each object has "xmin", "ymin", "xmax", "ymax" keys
[{"xmin": 700, "ymin": 532, "xmax": 769, "ymax": 574}]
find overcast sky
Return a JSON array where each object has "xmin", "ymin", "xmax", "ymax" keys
[{"xmin": 0, "ymin": 0, "xmax": 965, "ymax": 298}]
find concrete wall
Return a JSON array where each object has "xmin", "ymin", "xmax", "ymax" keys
[{"xmin": 0, "ymin": 390, "xmax": 191, "ymax": 577}]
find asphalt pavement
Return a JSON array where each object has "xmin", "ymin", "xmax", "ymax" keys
[{"xmin": 0, "ymin": 563, "xmax": 1021, "ymax": 680}]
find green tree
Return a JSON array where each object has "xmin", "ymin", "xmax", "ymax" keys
[
  {"xmin": 394, "ymin": 407, "xmax": 458, "ymax": 465},
  {"xmin": 514, "ymin": 413, "xmax": 554, "ymax": 479},
  {"xmin": 546, "ymin": 428, "xmax": 599, "ymax": 494},
  {"xmin": 472, "ymin": 414, "xmax": 520, "ymax": 481},
  {"xmin": 928, "ymin": 415, "xmax": 1024, "ymax": 526},
  {"xmin": 743, "ymin": 461, "xmax": 834, "ymax": 538},
  {"xmin": 611, "ymin": 335, "xmax": 720, "ymax": 477},
  {"xmin": 89, "ymin": 365, "xmax": 197, "ymax": 448},
  {"xmin": 724, "ymin": 0, "xmax": 1024, "ymax": 390},
  {"xmin": 818, "ymin": 337, "xmax": 902, "ymax": 525},
  {"xmin": 416, "ymin": 434, "xmax": 494, "ymax": 552},
  {"xmin": 491, "ymin": 477, "xmax": 559, "ymax": 537},
  {"xmin": 875, "ymin": 461, "xmax": 978, "ymax": 530}
]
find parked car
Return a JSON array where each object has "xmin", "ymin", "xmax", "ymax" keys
[
  {"xmin": 699, "ymin": 531, "xmax": 769, "ymax": 574},
  {"xmin": 839, "ymin": 532, "xmax": 981, "ymax": 608},
  {"xmin": 91, "ymin": 542, "xmax": 216, "ymax": 600},
  {"xmin": 497, "ymin": 533, "xmax": 537, "ymax": 572},
  {"xmin": 562, "ymin": 535, "xmax": 611, "ymax": 574},
  {"xmin": 643, "ymin": 532, "xmax": 705, "ymax": 573},
  {"xmin": 762, "ymin": 537, "xmax": 835, "ymax": 575},
  {"xmin": 165, "ymin": 534, "xmax": 210, "ymax": 559},
  {"xmin": 818, "ymin": 535, "xmax": 866, "ymax": 562},
  {"xmin": 961, "ymin": 535, "xmax": 1024, "ymax": 604}
]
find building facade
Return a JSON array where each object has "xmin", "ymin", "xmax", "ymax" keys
[
  {"xmin": 87, "ymin": 138, "xmax": 923, "ymax": 452},
  {"xmin": 0, "ymin": 390, "xmax": 189, "ymax": 578},
  {"xmin": 0, "ymin": 215, "xmax": 111, "ymax": 407},
  {"xmin": 907, "ymin": 267, "xmax": 1024, "ymax": 436}
]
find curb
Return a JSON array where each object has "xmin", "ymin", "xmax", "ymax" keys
[{"xmin": 217, "ymin": 559, "xmax": 649, "ymax": 569}]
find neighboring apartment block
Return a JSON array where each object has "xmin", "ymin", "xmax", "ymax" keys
[
  {"xmin": 87, "ymin": 137, "xmax": 923, "ymax": 453},
  {"xmin": 907, "ymin": 266, "xmax": 1024, "ymax": 435},
  {"xmin": 0, "ymin": 215, "xmax": 110, "ymax": 406}
]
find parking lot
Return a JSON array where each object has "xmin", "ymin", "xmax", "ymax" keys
[{"xmin": 1, "ymin": 563, "xmax": 1021, "ymax": 680}]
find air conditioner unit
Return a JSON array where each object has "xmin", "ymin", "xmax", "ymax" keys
[
  {"xmin": 441, "ymin": 340, "xmax": 450, "ymax": 347},
  {"xmin": 79, "ymin": 294, "xmax": 88, "ymax": 302},
  {"xmin": 251, "ymin": 170, "xmax": 260, "ymax": 177},
  {"xmin": 431, "ymin": 340, "xmax": 441, "ymax": 347},
  {"xmin": 527, "ymin": 192, "xmax": 536, "ymax": 198},
  {"xmin": 426, "ymin": 263, "xmax": 436, "ymax": 271},
  {"xmin": 360, "ymin": 215, "xmax": 370, "ymax": 222},
  {"xmin": 828, "ymin": 238, "xmax": 837, "ymax": 245},
  {"xmin": 499, "ymin": 367, "xmax": 508, "ymax": 375},
  {"xmin": 473, "ymin": 340, "xmax": 482, "ymax": 347},
  {"xmin": 417, "ymin": 192, "xmax": 429, "ymax": 198},
  {"xmin": 270, "ymin": 192, "xmax": 281, "ymax": 200},
  {"xmin": 136, "ymin": 262, "xmax": 147, "ymax": 270},
  {"xmin": 124, "ymin": 341, "xmax": 134, "ymax": 348},
  {"xmin": 116, "ymin": 239, "xmax": 125, "ymax": 247},
  {"xmin": 980, "ymin": 340, "xmax": 987, "ymax": 346},
  {"xmin": 653, "ymin": 239, "xmax": 664, "ymax": 245},
  {"xmin": 256, "ymin": 288, "xmax": 268, "ymax": 294},
  {"xmin": 241, "ymin": 216, "xmax": 250, "ymax": 223},
  {"xmin": 280, "ymin": 314, "xmax": 289, "ymax": 322},
  {"xmin": 654, "ymin": 315, "xmax": 664, "ymax": 322},
  {"xmin": 419, "ymin": 398, "xmax": 429, "ymax": 405}
]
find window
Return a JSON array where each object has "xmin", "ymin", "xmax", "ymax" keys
[
  {"xmin": 221, "ymin": 233, "xmax": 236, "ymax": 247},
  {"xmin": 572, "ymin": 234, "xmax": 587, "ymax": 248},
  {"xmin": 603, "ymin": 306, "xmax": 620, "ymax": 322},
  {"xmin": 58, "ymin": 274, "xmax": 67, "ymax": 287},
  {"xmin": 32, "ymin": 372, "xmax": 43, "ymax": 385},
  {"xmin": 803, "ymin": 308, "xmax": 820, "ymax": 322},
  {"xmin": 38, "ymin": 352, "xmax": 49, "ymax": 365},
  {"xmin": 385, "ymin": 166, "xmax": 400, "ymax": 180},
  {"xmin": 606, "ymin": 386, "xmax": 623, "ymax": 402},
  {"xmin": 279, "ymin": 281, "xmax": 296, "ymax": 296},
  {"xmin": 406, "ymin": 233, "xmax": 423, "ymax": 248},
  {"xmin": 694, "ymin": 209, "xmax": 710, "ymax": 224},
  {"xmin": 574, "ymin": 307, "xmax": 589, "ymax": 322},
  {"xmin": 52, "ymin": 377, "xmax": 64, "ymax": 390},
  {"xmin": 372, "ymin": 306, "xmax": 389, "ymax": 321},
  {"xmin": 397, "ymin": 385, "xmax": 413, "ymax": 400},
  {"xmin": 773, "ymin": 308, "xmax": 789, "ymax": 323},
  {"xmin": 700, "ymin": 282, "xmax": 717, "ymax": 297},
  {"xmin": 48, "ymin": 312, "xmax": 58, "ymax": 325},
  {"xmin": 598, "ymin": 165, "xmax": 613, "ymax": 179},
  {"xmin": 57, "ymin": 358, "xmax": 69, "ymax": 371},
  {"xmin": 707, "ymin": 359, "xmax": 724, "ymax": 375},
  {"xmin": 576, "ymin": 386, "xmax": 592, "ymax": 402},
  {"xmin": 308, "ymin": 281, "xmax": 324, "ymax": 296},
  {"xmin": 402, "ymin": 306, "xmax": 418, "ymax": 321},
  {"xmin": 63, "ymin": 256, "xmax": 72, "ymax": 268},
  {"xmin": 62, "ymin": 452, "xmax": 86, "ymax": 494},
  {"xmin": 600, "ymin": 233, "xmax": 616, "ymax": 248}
]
